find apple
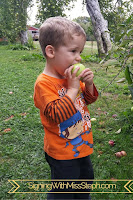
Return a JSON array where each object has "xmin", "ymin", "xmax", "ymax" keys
[
  {"xmin": 112, "ymin": 114, "xmax": 117, "ymax": 118},
  {"xmin": 120, "ymin": 151, "xmax": 127, "ymax": 156},
  {"xmin": 91, "ymin": 118, "xmax": 97, "ymax": 121},
  {"xmin": 115, "ymin": 152, "xmax": 122, "ymax": 158},
  {"xmin": 131, "ymin": 107, "xmax": 133, "ymax": 112},
  {"xmin": 71, "ymin": 63, "xmax": 86, "ymax": 77},
  {"xmin": 108, "ymin": 140, "xmax": 115, "ymax": 146}
]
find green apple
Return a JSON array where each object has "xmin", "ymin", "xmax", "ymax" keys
[{"xmin": 71, "ymin": 63, "xmax": 86, "ymax": 77}]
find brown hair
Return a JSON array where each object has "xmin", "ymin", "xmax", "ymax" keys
[{"xmin": 39, "ymin": 16, "xmax": 86, "ymax": 57}]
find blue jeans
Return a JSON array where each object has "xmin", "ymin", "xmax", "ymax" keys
[{"xmin": 45, "ymin": 152, "xmax": 94, "ymax": 199}]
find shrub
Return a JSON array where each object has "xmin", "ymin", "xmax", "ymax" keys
[
  {"xmin": 7, "ymin": 43, "xmax": 30, "ymax": 50},
  {"xmin": 81, "ymin": 54, "xmax": 101, "ymax": 63},
  {"xmin": 26, "ymin": 33, "xmax": 35, "ymax": 49},
  {"xmin": 22, "ymin": 52, "xmax": 45, "ymax": 61}
]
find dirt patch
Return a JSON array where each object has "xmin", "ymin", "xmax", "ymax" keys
[{"xmin": 102, "ymin": 92, "xmax": 118, "ymax": 99}]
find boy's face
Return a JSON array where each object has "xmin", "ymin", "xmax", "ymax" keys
[{"xmin": 52, "ymin": 34, "xmax": 86, "ymax": 78}]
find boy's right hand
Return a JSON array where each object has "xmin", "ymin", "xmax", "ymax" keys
[
  {"xmin": 64, "ymin": 65, "xmax": 82, "ymax": 90},
  {"xmin": 64, "ymin": 65, "xmax": 82, "ymax": 102}
]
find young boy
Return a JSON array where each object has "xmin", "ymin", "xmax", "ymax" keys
[{"xmin": 34, "ymin": 17, "xmax": 98, "ymax": 199}]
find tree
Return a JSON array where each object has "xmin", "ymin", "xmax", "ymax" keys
[
  {"xmin": 0, "ymin": 0, "xmax": 32, "ymax": 44},
  {"xmin": 100, "ymin": 13, "xmax": 133, "ymax": 98},
  {"xmin": 74, "ymin": 16, "xmax": 95, "ymax": 41},
  {"xmin": 98, "ymin": 0, "xmax": 133, "ymax": 38},
  {"xmin": 36, "ymin": 0, "xmax": 76, "ymax": 23},
  {"xmin": 86, "ymin": 0, "xmax": 112, "ymax": 57}
]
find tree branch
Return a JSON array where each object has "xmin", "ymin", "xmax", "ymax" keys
[{"xmin": 99, "ymin": 46, "xmax": 132, "ymax": 94}]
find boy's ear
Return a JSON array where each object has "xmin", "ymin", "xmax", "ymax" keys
[{"xmin": 45, "ymin": 45, "xmax": 55, "ymax": 58}]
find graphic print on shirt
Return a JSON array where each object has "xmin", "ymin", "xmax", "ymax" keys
[
  {"xmin": 58, "ymin": 87, "xmax": 93, "ymax": 157},
  {"xmin": 58, "ymin": 87, "xmax": 67, "ymax": 98},
  {"xmin": 59, "ymin": 111, "xmax": 83, "ymax": 140},
  {"xmin": 75, "ymin": 88, "xmax": 91, "ymax": 131}
]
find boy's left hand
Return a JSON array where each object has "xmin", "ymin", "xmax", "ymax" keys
[{"xmin": 80, "ymin": 68, "xmax": 94, "ymax": 85}]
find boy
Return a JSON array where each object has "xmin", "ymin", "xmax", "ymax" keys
[{"xmin": 34, "ymin": 17, "xmax": 98, "ymax": 199}]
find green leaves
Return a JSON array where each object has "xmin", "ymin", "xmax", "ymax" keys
[
  {"xmin": 36, "ymin": 0, "xmax": 76, "ymax": 22},
  {"xmin": 0, "ymin": 0, "xmax": 32, "ymax": 43},
  {"xmin": 125, "ymin": 66, "xmax": 132, "ymax": 85},
  {"xmin": 99, "ymin": 12, "xmax": 133, "ymax": 98},
  {"xmin": 128, "ymin": 47, "xmax": 133, "ymax": 57}
]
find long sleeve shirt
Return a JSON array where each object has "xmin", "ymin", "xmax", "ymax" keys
[{"xmin": 34, "ymin": 73, "xmax": 98, "ymax": 160}]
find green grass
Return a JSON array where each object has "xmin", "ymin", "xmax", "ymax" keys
[{"xmin": 0, "ymin": 42, "xmax": 132, "ymax": 200}]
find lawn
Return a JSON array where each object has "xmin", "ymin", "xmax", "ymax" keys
[{"xmin": 0, "ymin": 41, "xmax": 132, "ymax": 200}]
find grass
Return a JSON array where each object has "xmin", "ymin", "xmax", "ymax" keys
[{"xmin": 0, "ymin": 41, "xmax": 132, "ymax": 200}]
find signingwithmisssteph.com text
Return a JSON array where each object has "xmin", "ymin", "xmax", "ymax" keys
[
  {"xmin": 28, "ymin": 181, "xmax": 116, "ymax": 191},
  {"xmin": 8, "ymin": 179, "xmax": 133, "ymax": 193}
]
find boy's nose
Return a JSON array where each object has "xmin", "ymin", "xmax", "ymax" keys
[{"xmin": 76, "ymin": 54, "xmax": 82, "ymax": 62}]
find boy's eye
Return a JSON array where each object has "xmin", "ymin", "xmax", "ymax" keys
[{"xmin": 71, "ymin": 50, "xmax": 76, "ymax": 53}]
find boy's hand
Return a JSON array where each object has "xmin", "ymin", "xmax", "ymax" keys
[
  {"xmin": 64, "ymin": 65, "xmax": 82, "ymax": 90},
  {"xmin": 80, "ymin": 68, "xmax": 94, "ymax": 86},
  {"xmin": 64, "ymin": 65, "xmax": 83, "ymax": 102},
  {"xmin": 80, "ymin": 68, "xmax": 94, "ymax": 96}
]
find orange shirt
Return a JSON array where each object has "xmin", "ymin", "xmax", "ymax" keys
[{"xmin": 34, "ymin": 73, "xmax": 98, "ymax": 160}]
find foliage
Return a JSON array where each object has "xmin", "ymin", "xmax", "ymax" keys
[
  {"xmin": 0, "ymin": 0, "xmax": 32, "ymax": 43},
  {"xmin": 0, "ymin": 40, "xmax": 8, "ymax": 45},
  {"xmin": 22, "ymin": 52, "xmax": 45, "ymax": 61},
  {"xmin": 7, "ymin": 43, "xmax": 30, "ymax": 50},
  {"xmin": 81, "ymin": 54, "xmax": 101, "ymax": 63},
  {"xmin": 6, "ymin": 33, "xmax": 35, "ymax": 50},
  {"xmin": 74, "ymin": 16, "xmax": 95, "ymax": 41},
  {"xmin": 119, "ymin": 108, "xmax": 133, "ymax": 135},
  {"xmin": 27, "ymin": 33, "xmax": 35, "ymax": 49},
  {"xmin": 100, "ymin": 14, "xmax": 133, "ymax": 98},
  {"xmin": 98, "ymin": 0, "xmax": 133, "ymax": 35},
  {"xmin": 7, "ymin": 42, "xmax": 35, "ymax": 51},
  {"xmin": 36, "ymin": 0, "xmax": 76, "ymax": 22}
]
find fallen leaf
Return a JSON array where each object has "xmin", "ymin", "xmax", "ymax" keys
[
  {"xmin": 116, "ymin": 78, "xmax": 126, "ymax": 83},
  {"xmin": 4, "ymin": 115, "xmax": 14, "ymax": 121},
  {"xmin": 98, "ymin": 150, "xmax": 103, "ymax": 155},
  {"xmin": 97, "ymin": 107, "xmax": 101, "ymax": 111},
  {"xmin": 99, "ymin": 121, "xmax": 105, "ymax": 125},
  {"xmin": 128, "ymin": 94, "xmax": 132, "ymax": 99},
  {"xmin": 20, "ymin": 112, "xmax": 27, "ymax": 116},
  {"xmin": 103, "ymin": 111, "xmax": 108, "ymax": 115},
  {"xmin": 115, "ymin": 128, "xmax": 121, "ymax": 134},
  {"xmin": 98, "ymin": 128, "xmax": 106, "ymax": 132},
  {"xmin": 3, "ymin": 128, "xmax": 11, "ymax": 133}
]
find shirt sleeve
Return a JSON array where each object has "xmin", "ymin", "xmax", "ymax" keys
[
  {"xmin": 34, "ymin": 81, "xmax": 77, "ymax": 124},
  {"xmin": 80, "ymin": 82, "xmax": 99, "ymax": 105},
  {"xmin": 44, "ymin": 95, "xmax": 77, "ymax": 123}
]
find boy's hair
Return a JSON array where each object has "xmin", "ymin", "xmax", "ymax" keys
[{"xmin": 39, "ymin": 16, "xmax": 86, "ymax": 57}]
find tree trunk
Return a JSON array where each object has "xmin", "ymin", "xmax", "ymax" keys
[
  {"xmin": 20, "ymin": 30, "xmax": 28, "ymax": 45},
  {"xmin": 86, "ymin": 0, "xmax": 112, "ymax": 57}
]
